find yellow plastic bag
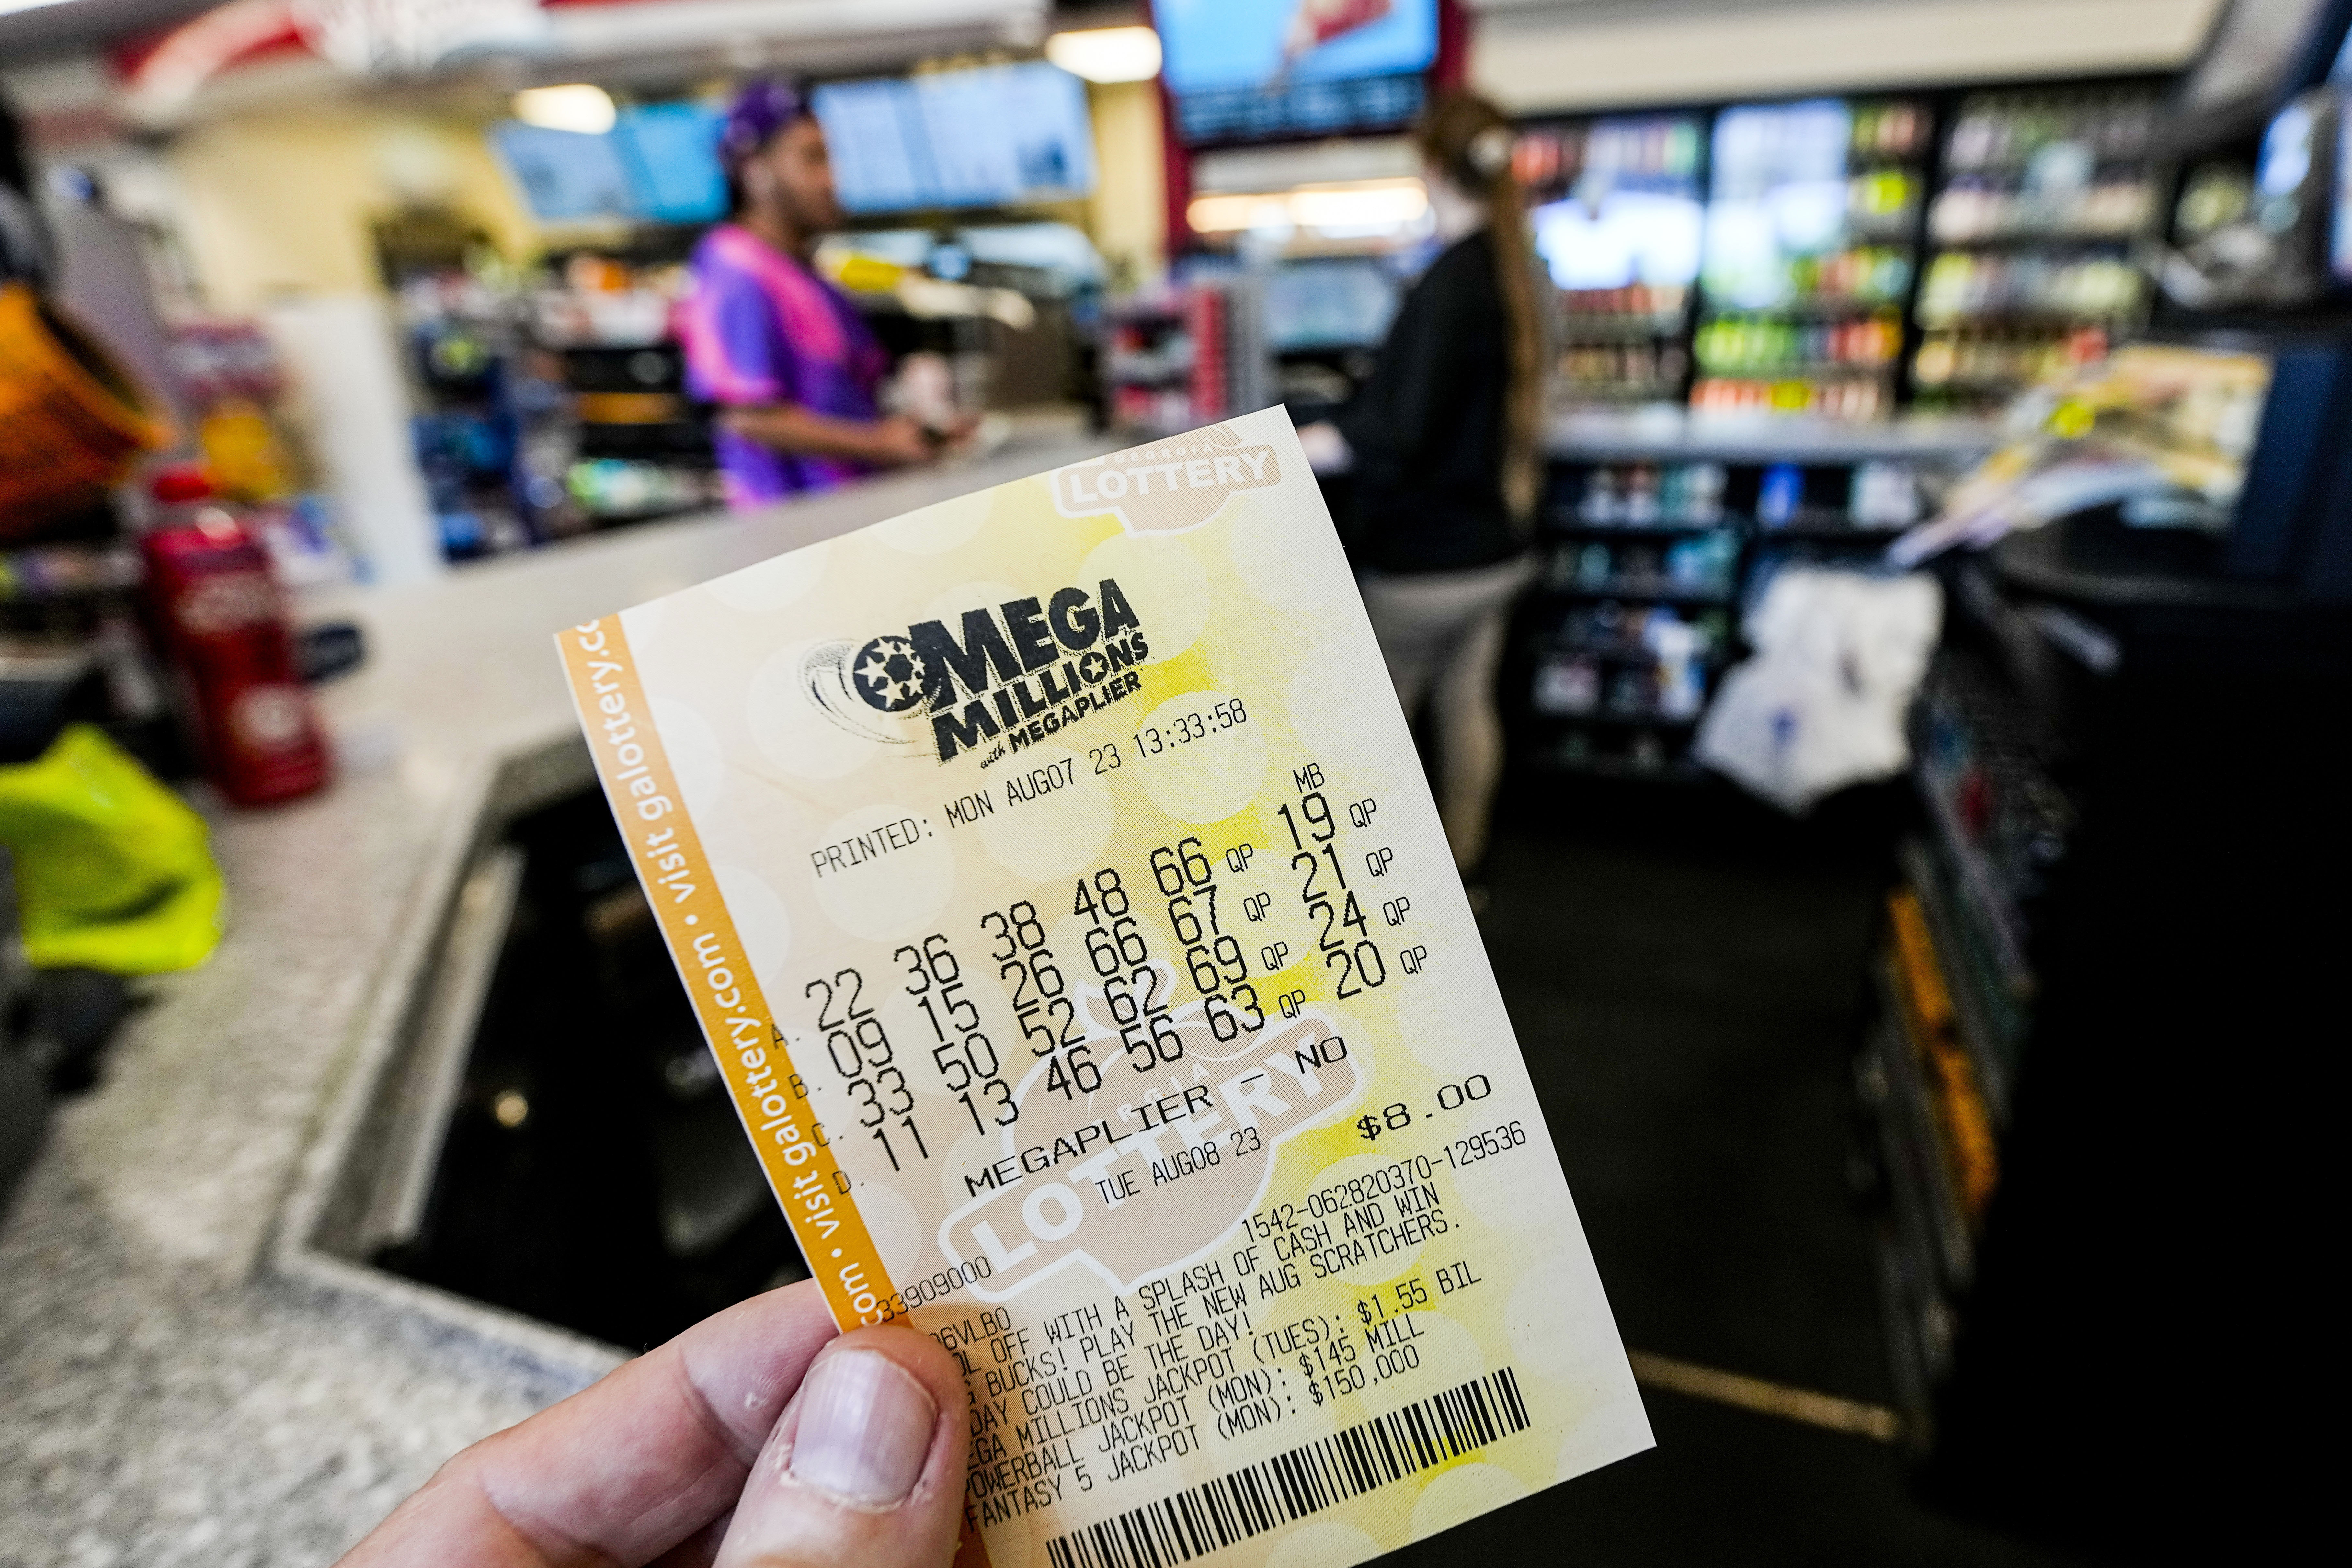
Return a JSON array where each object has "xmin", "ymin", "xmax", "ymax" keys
[{"xmin": 0, "ymin": 726, "xmax": 223, "ymax": 973}]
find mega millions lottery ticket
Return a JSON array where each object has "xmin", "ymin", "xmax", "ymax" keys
[{"xmin": 558, "ymin": 407, "xmax": 1651, "ymax": 1567}]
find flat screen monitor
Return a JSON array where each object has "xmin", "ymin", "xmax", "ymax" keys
[
  {"xmin": 611, "ymin": 103, "xmax": 728, "ymax": 225},
  {"xmin": 491, "ymin": 122, "xmax": 639, "ymax": 222},
  {"xmin": 1156, "ymin": 0, "xmax": 1438, "ymax": 95},
  {"xmin": 812, "ymin": 62, "xmax": 1097, "ymax": 215},
  {"xmin": 1264, "ymin": 256, "xmax": 1400, "ymax": 350},
  {"xmin": 1158, "ymin": 0, "xmax": 1437, "ymax": 145},
  {"xmin": 816, "ymin": 80, "xmax": 934, "ymax": 214},
  {"xmin": 493, "ymin": 107, "xmax": 729, "ymax": 225}
]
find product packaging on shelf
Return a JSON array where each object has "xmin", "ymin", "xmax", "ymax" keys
[{"xmin": 140, "ymin": 468, "xmax": 331, "ymax": 807}]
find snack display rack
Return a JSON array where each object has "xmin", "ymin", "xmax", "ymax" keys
[
  {"xmin": 1515, "ymin": 412, "xmax": 1998, "ymax": 779},
  {"xmin": 1515, "ymin": 113, "xmax": 1710, "ymax": 409},
  {"xmin": 1847, "ymin": 515, "xmax": 2352, "ymax": 1551},
  {"xmin": 395, "ymin": 258, "xmax": 722, "ymax": 562},
  {"xmin": 1489, "ymin": 74, "xmax": 2175, "ymax": 781},
  {"xmin": 1911, "ymin": 85, "xmax": 2166, "ymax": 413},
  {"xmin": 1864, "ymin": 634, "xmax": 2060, "ymax": 1418},
  {"xmin": 1499, "ymin": 77, "xmax": 2169, "ymax": 416},
  {"xmin": 1693, "ymin": 97, "xmax": 1934, "ymax": 421},
  {"xmin": 1100, "ymin": 273, "xmax": 1269, "ymax": 438}
]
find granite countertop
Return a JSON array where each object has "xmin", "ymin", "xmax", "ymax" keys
[{"xmin": 0, "ymin": 436, "xmax": 1107, "ymax": 1568}]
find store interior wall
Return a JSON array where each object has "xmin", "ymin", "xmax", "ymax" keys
[
  {"xmin": 162, "ymin": 104, "xmax": 540, "ymax": 311},
  {"xmin": 4, "ymin": 0, "xmax": 2233, "ymax": 317},
  {"xmin": 58, "ymin": 80, "xmax": 1169, "ymax": 312},
  {"xmin": 1471, "ymin": 0, "xmax": 2223, "ymax": 111},
  {"xmin": 1085, "ymin": 77, "xmax": 1167, "ymax": 290}
]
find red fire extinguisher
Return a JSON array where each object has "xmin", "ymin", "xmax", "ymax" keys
[{"xmin": 140, "ymin": 467, "xmax": 331, "ymax": 807}]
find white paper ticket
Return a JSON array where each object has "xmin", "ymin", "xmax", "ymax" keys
[{"xmin": 558, "ymin": 408, "xmax": 1650, "ymax": 1567}]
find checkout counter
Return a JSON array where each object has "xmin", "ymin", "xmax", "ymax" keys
[{"xmin": 0, "ymin": 431, "xmax": 1108, "ymax": 1559}]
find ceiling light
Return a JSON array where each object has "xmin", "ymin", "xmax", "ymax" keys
[
  {"xmin": 1189, "ymin": 179, "xmax": 1429, "ymax": 235},
  {"xmin": 1188, "ymin": 193, "xmax": 1295, "ymax": 233},
  {"xmin": 0, "ymin": 0, "xmax": 77, "ymax": 16},
  {"xmin": 1290, "ymin": 180, "xmax": 1429, "ymax": 229},
  {"xmin": 512, "ymin": 84, "xmax": 616, "ymax": 136},
  {"xmin": 1045, "ymin": 25, "xmax": 1163, "ymax": 84}
]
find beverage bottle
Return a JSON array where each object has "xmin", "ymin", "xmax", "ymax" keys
[{"xmin": 139, "ymin": 465, "xmax": 331, "ymax": 806}]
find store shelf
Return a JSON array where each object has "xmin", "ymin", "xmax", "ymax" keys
[
  {"xmin": 1897, "ymin": 839, "xmax": 2017, "ymax": 1119},
  {"xmin": 1701, "ymin": 296, "xmax": 1910, "ymax": 321},
  {"xmin": 1532, "ymin": 749, "xmax": 1710, "ymax": 784},
  {"xmin": 1691, "ymin": 361, "xmax": 1899, "ymax": 379},
  {"xmin": 1859, "ymin": 1032, "xmax": 1957, "ymax": 1379},
  {"xmin": 1753, "ymin": 520, "xmax": 1913, "ymax": 541},
  {"xmin": 1939, "ymin": 154, "xmax": 2149, "ymax": 182},
  {"xmin": 1543, "ymin": 578, "xmax": 1737, "ymax": 605},
  {"xmin": 1532, "ymin": 706, "xmax": 1704, "ymax": 728},
  {"xmin": 1544, "ymin": 516, "xmax": 1737, "ymax": 537},
  {"xmin": 1910, "ymin": 373, "xmax": 2067, "ymax": 395},
  {"xmin": 1869, "ymin": 1188, "xmax": 1946, "ymax": 1453},
  {"xmin": 1926, "ymin": 230, "xmax": 2143, "ymax": 251},
  {"xmin": 1548, "ymin": 408, "xmax": 2001, "ymax": 463},
  {"xmin": 1559, "ymin": 315, "xmax": 1690, "ymax": 341},
  {"xmin": 1870, "ymin": 967, "xmax": 1976, "ymax": 1290},
  {"xmin": 1559, "ymin": 382, "xmax": 1691, "ymax": 403},
  {"xmin": 1548, "ymin": 504, "xmax": 1913, "ymax": 541},
  {"xmin": 1916, "ymin": 307, "xmax": 2141, "ymax": 330},
  {"xmin": 1912, "ymin": 762, "xmax": 2035, "ymax": 996},
  {"xmin": 1539, "ymin": 635, "xmax": 1730, "ymax": 664}
]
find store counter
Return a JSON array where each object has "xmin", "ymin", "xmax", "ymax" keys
[
  {"xmin": 1547, "ymin": 407, "xmax": 2002, "ymax": 465},
  {"xmin": 0, "ymin": 434, "xmax": 1111, "ymax": 1563}
]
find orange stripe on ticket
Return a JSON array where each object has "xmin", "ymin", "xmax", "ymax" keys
[{"xmin": 556, "ymin": 614, "xmax": 899, "ymax": 1330}]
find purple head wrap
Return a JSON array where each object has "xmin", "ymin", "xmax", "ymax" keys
[{"xmin": 719, "ymin": 79, "xmax": 810, "ymax": 171}]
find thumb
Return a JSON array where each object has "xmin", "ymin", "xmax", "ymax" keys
[{"xmin": 715, "ymin": 1324, "xmax": 973, "ymax": 1568}]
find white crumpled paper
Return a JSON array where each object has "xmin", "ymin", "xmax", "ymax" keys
[{"xmin": 1695, "ymin": 567, "xmax": 1943, "ymax": 813}]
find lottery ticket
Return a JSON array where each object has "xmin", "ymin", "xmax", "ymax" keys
[{"xmin": 558, "ymin": 407, "xmax": 1650, "ymax": 1567}]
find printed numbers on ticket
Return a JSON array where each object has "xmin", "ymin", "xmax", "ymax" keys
[{"xmin": 559, "ymin": 408, "xmax": 1650, "ymax": 1567}]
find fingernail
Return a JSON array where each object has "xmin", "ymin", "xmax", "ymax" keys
[{"xmin": 789, "ymin": 1350, "xmax": 937, "ymax": 1506}]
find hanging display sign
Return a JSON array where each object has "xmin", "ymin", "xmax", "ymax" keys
[{"xmin": 288, "ymin": 0, "xmax": 548, "ymax": 76}]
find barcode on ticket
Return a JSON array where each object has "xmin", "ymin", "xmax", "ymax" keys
[{"xmin": 1042, "ymin": 1368, "xmax": 1533, "ymax": 1568}]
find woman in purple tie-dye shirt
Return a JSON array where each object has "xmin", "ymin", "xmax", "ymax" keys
[{"xmin": 678, "ymin": 81, "xmax": 934, "ymax": 509}]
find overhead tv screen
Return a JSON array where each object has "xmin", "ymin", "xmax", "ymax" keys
[
  {"xmin": 1156, "ymin": 0, "xmax": 1438, "ymax": 95},
  {"xmin": 1157, "ymin": 0, "xmax": 1439, "ymax": 144},
  {"xmin": 812, "ymin": 62, "xmax": 1097, "ymax": 215},
  {"xmin": 491, "ymin": 122, "xmax": 638, "ymax": 222},
  {"xmin": 611, "ymin": 103, "xmax": 728, "ymax": 225},
  {"xmin": 492, "ymin": 106, "xmax": 728, "ymax": 225}
]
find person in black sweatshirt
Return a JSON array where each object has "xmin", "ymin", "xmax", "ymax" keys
[{"xmin": 1301, "ymin": 90, "xmax": 1544, "ymax": 888}]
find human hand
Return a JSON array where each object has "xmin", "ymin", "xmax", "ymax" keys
[
  {"xmin": 336, "ymin": 1281, "xmax": 971, "ymax": 1568},
  {"xmin": 868, "ymin": 415, "xmax": 938, "ymax": 468},
  {"xmin": 1296, "ymin": 421, "xmax": 1352, "ymax": 476}
]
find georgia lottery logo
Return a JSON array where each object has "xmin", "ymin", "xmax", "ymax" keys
[
  {"xmin": 851, "ymin": 634, "xmax": 928, "ymax": 713},
  {"xmin": 1049, "ymin": 423, "xmax": 1281, "ymax": 535},
  {"xmin": 807, "ymin": 579, "xmax": 1151, "ymax": 765}
]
